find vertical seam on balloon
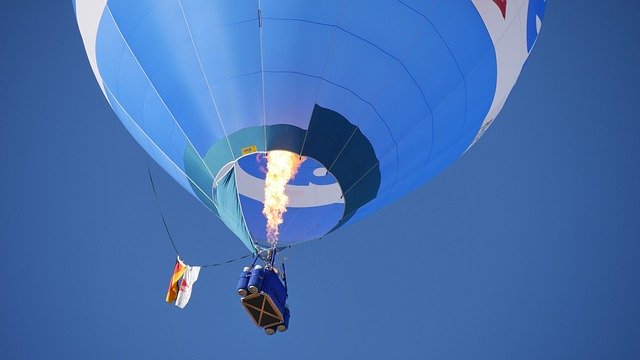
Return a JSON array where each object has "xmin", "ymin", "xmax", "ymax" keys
[
  {"xmin": 258, "ymin": 0, "xmax": 268, "ymax": 151},
  {"xmin": 177, "ymin": 0, "xmax": 236, "ymax": 162},
  {"xmin": 104, "ymin": 6, "xmax": 216, "ymax": 181},
  {"xmin": 232, "ymin": 162, "xmax": 259, "ymax": 252},
  {"xmin": 299, "ymin": 0, "xmax": 345, "ymax": 157},
  {"xmin": 388, "ymin": 1, "xmax": 470, "ymax": 202}
]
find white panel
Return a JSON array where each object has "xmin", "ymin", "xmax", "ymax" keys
[
  {"xmin": 232, "ymin": 162, "xmax": 345, "ymax": 207},
  {"xmin": 75, "ymin": 0, "xmax": 109, "ymax": 95},
  {"xmin": 469, "ymin": 0, "xmax": 533, "ymax": 147}
]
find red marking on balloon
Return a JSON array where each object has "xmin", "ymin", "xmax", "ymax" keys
[{"xmin": 492, "ymin": 0, "xmax": 507, "ymax": 18}]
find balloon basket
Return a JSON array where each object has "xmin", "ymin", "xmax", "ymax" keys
[{"xmin": 239, "ymin": 265, "xmax": 289, "ymax": 334}]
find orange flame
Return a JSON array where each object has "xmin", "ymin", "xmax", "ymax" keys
[{"xmin": 262, "ymin": 150, "xmax": 305, "ymax": 246}]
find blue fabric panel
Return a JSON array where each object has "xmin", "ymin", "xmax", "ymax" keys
[
  {"xmin": 195, "ymin": 21, "xmax": 261, "ymax": 85},
  {"xmin": 527, "ymin": 0, "xmax": 547, "ymax": 52},
  {"xmin": 239, "ymin": 196, "xmax": 343, "ymax": 247},
  {"xmin": 260, "ymin": 18, "xmax": 335, "ymax": 129},
  {"xmin": 181, "ymin": 0, "xmax": 257, "ymax": 32},
  {"xmin": 262, "ymin": 72, "xmax": 321, "ymax": 129},
  {"xmin": 213, "ymin": 73, "xmax": 263, "ymax": 139},
  {"xmin": 263, "ymin": 0, "xmax": 342, "ymax": 24},
  {"xmin": 431, "ymin": 84, "xmax": 467, "ymax": 158},
  {"xmin": 97, "ymin": 9, "xmax": 190, "ymax": 173},
  {"xmin": 401, "ymin": 23, "xmax": 464, "ymax": 113},
  {"xmin": 97, "ymin": 9, "xmax": 217, "ymax": 211},
  {"xmin": 421, "ymin": 2, "xmax": 495, "ymax": 75},
  {"xmin": 106, "ymin": 0, "xmax": 228, "ymax": 155},
  {"xmin": 387, "ymin": 113, "xmax": 434, "ymax": 189},
  {"xmin": 415, "ymin": 147, "xmax": 456, "ymax": 190},
  {"xmin": 339, "ymin": 1, "xmax": 427, "ymax": 58},
  {"xmin": 104, "ymin": 86, "xmax": 200, "ymax": 203},
  {"xmin": 261, "ymin": 19, "xmax": 335, "ymax": 76},
  {"xmin": 374, "ymin": 62, "xmax": 431, "ymax": 140}
]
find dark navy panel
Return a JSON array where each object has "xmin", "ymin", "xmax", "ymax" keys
[
  {"xmin": 300, "ymin": 105, "xmax": 380, "ymax": 221},
  {"xmin": 315, "ymin": 78, "xmax": 399, "ymax": 201}
]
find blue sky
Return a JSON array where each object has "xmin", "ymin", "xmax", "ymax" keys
[{"xmin": 2, "ymin": 1, "xmax": 640, "ymax": 359}]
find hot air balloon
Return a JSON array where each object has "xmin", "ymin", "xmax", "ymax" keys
[{"xmin": 74, "ymin": 0, "xmax": 547, "ymax": 333}]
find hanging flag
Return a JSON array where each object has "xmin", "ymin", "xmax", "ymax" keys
[
  {"xmin": 165, "ymin": 257, "xmax": 186, "ymax": 303},
  {"xmin": 175, "ymin": 265, "xmax": 201, "ymax": 309}
]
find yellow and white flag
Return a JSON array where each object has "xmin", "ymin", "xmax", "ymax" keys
[{"xmin": 165, "ymin": 257, "xmax": 186, "ymax": 303}]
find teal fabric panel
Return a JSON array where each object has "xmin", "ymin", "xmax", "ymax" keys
[{"xmin": 215, "ymin": 166, "xmax": 256, "ymax": 252}]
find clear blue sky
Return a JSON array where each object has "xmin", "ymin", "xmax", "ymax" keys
[{"xmin": 2, "ymin": 2, "xmax": 640, "ymax": 359}]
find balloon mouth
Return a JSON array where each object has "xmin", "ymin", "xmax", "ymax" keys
[{"xmin": 214, "ymin": 151, "xmax": 345, "ymax": 247}]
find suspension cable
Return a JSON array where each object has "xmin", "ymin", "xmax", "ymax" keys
[{"xmin": 146, "ymin": 163, "xmax": 294, "ymax": 269}]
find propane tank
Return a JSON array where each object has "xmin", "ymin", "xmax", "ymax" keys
[
  {"xmin": 236, "ymin": 266, "xmax": 252, "ymax": 297},
  {"xmin": 247, "ymin": 265, "xmax": 265, "ymax": 294}
]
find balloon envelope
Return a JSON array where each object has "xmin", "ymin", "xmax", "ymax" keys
[{"xmin": 74, "ymin": 0, "xmax": 546, "ymax": 251}]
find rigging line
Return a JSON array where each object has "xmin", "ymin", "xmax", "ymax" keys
[
  {"xmin": 147, "ymin": 163, "xmax": 180, "ymax": 256},
  {"xmin": 147, "ymin": 162, "xmax": 274, "ymax": 268},
  {"xmin": 200, "ymin": 252, "xmax": 254, "ymax": 268},
  {"xmin": 258, "ymin": 0, "xmax": 268, "ymax": 151},
  {"xmin": 102, "ymin": 83, "xmax": 221, "ymax": 216},
  {"xmin": 201, "ymin": 245, "xmax": 293, "ymax": 268},
  {"xmin": 326, "ymin": 126, "xmax": 358, "ymax": 173},
  {"xmin": 103, "ymin": 84, "xmax": 251, "ymax": 227},
  {"xmin": 177, "ymin": 0, "xmax": 236, "ymax": 161},
  {"xmin": 105, "ymin": 7, "xmax": 215, "ymax": 180}
]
